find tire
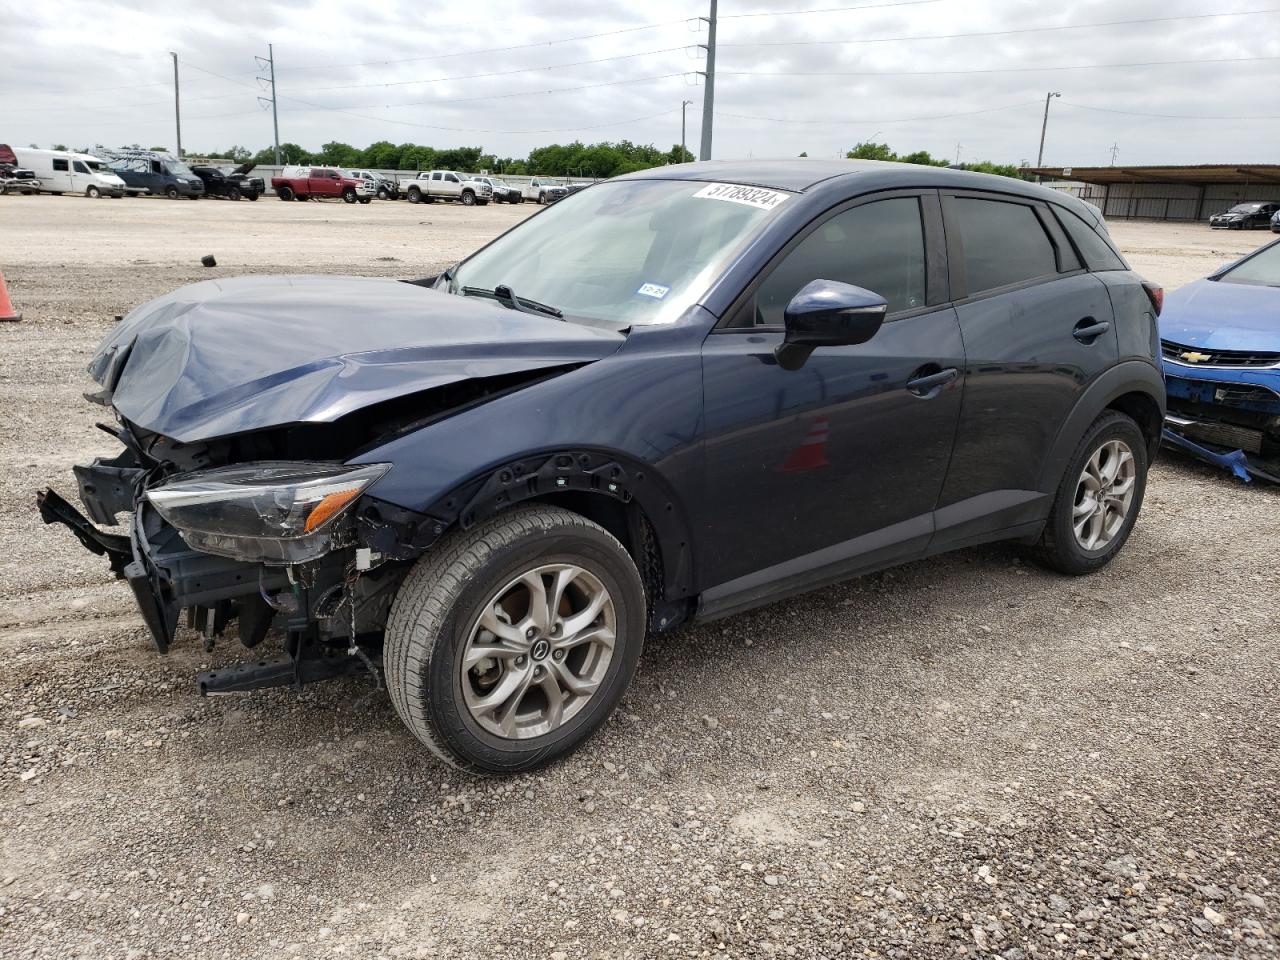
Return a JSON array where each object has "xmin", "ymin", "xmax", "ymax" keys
[
  {"xmin": 165, "ymin": 186, "xmax": 179, "ymax": 200},
  {"xmin": 461, "ymin": 189, "xmax": 476, "ymax": 206},
  {"xmin": 1033, "ymin": 410, "xmax": 1148, "ymax": 576},
  {"xmin": 277, "ymin": 186, "xmax": 294, "ymax": 201},
  {"xmin": 229, "ymin": 186, "xmax": 242, "ymax": 201},
  {"xmin": 86, "ymin": 185, "xmax": 100, "ymax": 198},
  {"xmin": 538, "ymin": 192, "xmax": 546, "ymax": 205},
  {"xmin": 385, "ymin": 505, "xmax": 646, "ymax": 774},
  {"xmin": 247, "ymin": 193, "xmax": 258, "ymax": 201},
  {"xmin": 377, "ymin": 187, "xmax": 389, "ymax": 200},
  {"xmin": 358, "ymin": 197, "xmax": 371, "ymax": 204},
  {"xmin": 407, "ymin": 187, "xmax": 421, "ymax": 204},
  {"xmin": 342, "ymin": 188, "xmax": 357, "ymax": 203}
]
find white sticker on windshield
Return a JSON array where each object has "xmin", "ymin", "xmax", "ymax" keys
[
  {"xmin": 692, "ymin": 182, "xmax": 790, "ymax": 211},
  {"xmin": 636, "ymin": 282, "xmax": 670, "ymax": 300}
]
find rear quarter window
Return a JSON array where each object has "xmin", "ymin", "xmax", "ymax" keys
[{"xmin": 1055, "ymin": 208, "xmax": 1128, "ymax": 272}]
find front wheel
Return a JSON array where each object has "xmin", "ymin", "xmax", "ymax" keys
[
  {"xmin": 377, "ymin": 187, "xmax": 389, "ymax": 200},
  {"xmin": 86, "ymin": 185, "xmax": 101, "ymax": 198},
  {"xmin": 342, "ymin": 188, "xmax": 357, "ymax": 203},
  {"xmin": 229, "ymin": 186, "xmax": 242, "ymax": 201},
  {"xmin": 165, "ymin": 186, "xmax": 179, "ymax": 200},
  {"xmin": 384, "ymin": 506, "xmax": 646, "ymax": 774},
  {"xmin": 358, "ymin": 197, "xmax": 371, "ymax": 204},
  {"xmin": 1034, "ymin": 410, "xmax": 1148, "ymax": 575},
  {"xmin": 460, "ymin": 189, "xmax": 476, "ymax": 206}
]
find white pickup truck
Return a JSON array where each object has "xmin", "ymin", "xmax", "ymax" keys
[{"xmin": 398, "ymin": 170, "xmax": 492, "ymax": 205}]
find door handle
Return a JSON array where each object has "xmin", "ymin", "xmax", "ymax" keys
[
  {"xmin": 1072, "ymin": 317, "xmax": 1111, "ymax": 343},
  {"xmin": 906, "ymin": 365, "xmax": 959, "ymax": 397}
]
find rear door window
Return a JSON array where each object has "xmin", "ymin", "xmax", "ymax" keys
[
  {"xmin": 950, "ymin": 197, "xmax": 1059, "ymax": 295},
  {"xmin": 53, "ymin": 158, "xmax": 69, "ymax": 172}
]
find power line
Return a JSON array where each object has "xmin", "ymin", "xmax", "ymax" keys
[
  {"xmin": 718, "ymin": 99, "xmax": 1042, "ymax": 125},
  {"xmin": 303, "ymin": 45, "xmax": 700, "ymax": 93},
  {"xmin": 720, "ymin": 54, "xmax": 1280, "ymax": 78},
  {"xmin": 1060, "ymin": 101, "xmax": 1280, "ymax": 120},
  {"xmin": 718, "ymin": 8, "xmax": 1280, "ymax": 47},
  {"xmin": 278, "ymin": 18, "xmax": 700, "ymax": 74},
  {"xmin": 720, "ymin": 0, "xmax": 941, "ymax": 17}
]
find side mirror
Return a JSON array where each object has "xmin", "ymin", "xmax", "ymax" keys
[{"xmin": 775, "ymin": 279, "xmax": 888, "ymax": 371}]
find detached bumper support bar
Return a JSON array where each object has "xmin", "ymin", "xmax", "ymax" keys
[
  {"xmin": 36, "ymin": 488, "xmax": 131, "ymax": 575},
  {"xmin": 197, "ymin": 652, "xmax": 374, "ymax": 695}
]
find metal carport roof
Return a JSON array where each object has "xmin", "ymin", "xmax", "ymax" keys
[{"xmin": 1027, "ymin": 164, "xmax": 1280, "ymax": 185}]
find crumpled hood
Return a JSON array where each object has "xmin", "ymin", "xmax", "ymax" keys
[
  {"xmin": 1159, "ymin": 278, "xmax": 1280, "ymax": 351},
  {"xmin": 90, "ymin": 274, "xmax": 625, "ymax": 442}
]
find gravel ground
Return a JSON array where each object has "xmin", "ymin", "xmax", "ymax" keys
[{"xmin": 0, "ymin": 195, "xmax": 1277, "ymax": 960}]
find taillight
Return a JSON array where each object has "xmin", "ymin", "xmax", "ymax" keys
[{"xmin": 1141, "ymin": 280, "xmax": 1163, "ymax": 317}]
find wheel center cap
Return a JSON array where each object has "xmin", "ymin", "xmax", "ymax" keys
[{"xmin": 530, "ymin": 639, "xmax": 551, "ymax": 661}]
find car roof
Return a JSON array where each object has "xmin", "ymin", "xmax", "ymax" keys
[{"xmin": 619, "ymin": 158, "xmax": 1069, "ymax": 198}]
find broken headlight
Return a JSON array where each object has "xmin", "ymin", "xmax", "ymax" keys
[{"xmin": 145, "ymin": 462, "xmax": 389, "ymax": 565}]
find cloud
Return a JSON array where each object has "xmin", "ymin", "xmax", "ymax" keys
[{"xmin": 3, "ymin": 0, "xmax": 1278, "ymax": 165}]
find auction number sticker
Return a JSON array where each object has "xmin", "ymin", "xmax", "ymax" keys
[{"xmin": 692, "ymin": 182, "xmax": 790, "ymax": 210}]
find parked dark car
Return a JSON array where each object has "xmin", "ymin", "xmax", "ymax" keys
[
  {"xmin": 39, "ymin": 160, "xmax": 1165, "ymax": 774},
  {"xmin": 1159, "ymin": 237, "xmax": 1280, "ymax": 482},
  {"xmin": 191, "ymin": 162, "xmax": 264, "ymax": 201},
  {"xmin": 1209, "ymin": 201, "xmax": 1280, "ymax": 230},
  {"xmin": 107, "ymin": 151, "xmax": 204, "ymax": 199}
]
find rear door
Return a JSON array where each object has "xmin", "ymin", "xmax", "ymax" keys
[
  {"xmin": 932, "ymin": 190, "xmax": 1117, "ymax": 550},
  {"xmin": 698, "ymin": 191, "xmax": 965, "ymax": 611}
]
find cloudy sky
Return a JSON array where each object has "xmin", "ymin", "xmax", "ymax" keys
[{"xmin": 4, "ymin": 0, "xmax": 1279, "ymax": 167}]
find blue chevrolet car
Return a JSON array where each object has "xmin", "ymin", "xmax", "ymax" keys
[
  {"xmin": 39, "ymin": 160, "xmax": 1166, "ymax": 773},
  {"xmin": 1160, "ymin": 238, "xmax": 1280, "ymax": 482}
]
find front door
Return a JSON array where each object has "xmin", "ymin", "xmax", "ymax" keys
[{"xmin": 698, "ymin": 192, "xmax": 964, "ymax": 614}]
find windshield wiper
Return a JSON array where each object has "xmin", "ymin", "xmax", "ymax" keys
[{"xmin": 461, "ymin": 284, "xmax": 563, "ymax": 320}]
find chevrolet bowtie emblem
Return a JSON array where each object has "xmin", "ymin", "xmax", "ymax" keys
[{"xmin": 1180, "ymin": 351, "xmax": 1212, "ymax": 363}]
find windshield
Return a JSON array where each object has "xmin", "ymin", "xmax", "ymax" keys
[
  {"xmin": 169, "ymin": 161, "xmax": 196, "ymax": 178},
  {"xmin": 1219, "ymin": 242, "xmax": 1280, "ymax": 288},
  {"xmin": 451, "ymin": 179, "xmax": 790, "ymax": 325}
]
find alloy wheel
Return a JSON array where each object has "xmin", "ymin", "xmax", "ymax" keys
[
  {"xmin": 1072, "ymin": 439, "xmax": 1136, "ymax": 551},
  {"xmin": 461, "ymin": 563, "xmax": 616, "ymax": 740}
]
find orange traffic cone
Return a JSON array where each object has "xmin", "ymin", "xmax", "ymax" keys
[
  {"xmin": 779, "ymin": 415, "xmax": 831, "ymax": 472},
  {"xmin": 0, "ymin": 269, "xmax": 20, "ymax": 323}
]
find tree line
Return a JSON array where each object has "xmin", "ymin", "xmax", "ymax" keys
[
  {"xmin": 198, "ymin": 140, "xmax": 696, "ymax": 177},
  {"xmin": 42, "ymin": 137, "xmax": 1023, "ymax": 179},
  {"xmin": 844, "ymin": 141, "xmax": 1028, "ymax": 179}
]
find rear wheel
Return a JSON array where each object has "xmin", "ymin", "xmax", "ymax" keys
[
  {"xmin": 277, "ymin": 186, "xmax": 294, "ymax": 201},
  {"xmin": 1034, "ymin": 410, "xmax": 1148, "ymax": 575},
  {"xmin": 407, "ymin": 187, "xmax": 421, "ymax": 203},
  {"xmin": 385, "ymin": 506, "xmax": 646, "ymax": 774}
]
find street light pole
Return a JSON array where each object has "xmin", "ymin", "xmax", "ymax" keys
[
  {"xmin": 1036, "ymin": 91, "xmax": 1061, "ymax": 169},
  {"xmin": 171, "ymin": 52, "xmax": 182, "ymax": 158},
  {"xmin": 681, "ymin": 100, "xmax": 693, "ymax": 162}
]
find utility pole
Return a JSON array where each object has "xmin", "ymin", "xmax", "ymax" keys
[
  {"xmin": 698, "ymin": 0, "xmax": 717, "ymax": 161},
  {"xmin": 681, "ymin": 99, "xmax": 693, "ymax": 162},
  {"xmin": 171, "ymin": 52, "xmax": 182, "ymax": 158},
  {"xmin": 1036, "ymin": 91, "xmax": 1061, "ymax": 169},
  {"xmin": 256, "ymin": 44, "xmax": 281, "ymax": 165},
  {"xmin": 954, "ymin": 142, "xmax": 962, "ymax": 165},
  {"xmin": 1109, "ymin": 142, "xmax": 1120, "ymax": 166}
]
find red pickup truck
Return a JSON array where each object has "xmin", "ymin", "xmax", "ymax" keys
[{"xmin": 271, "ymin": 166, "xmax": 375, "ymax": 203}]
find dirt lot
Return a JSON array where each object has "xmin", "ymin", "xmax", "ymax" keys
[{"xmin": 0, "ymin": 195, "xmax": 1276, "ymax": 960}]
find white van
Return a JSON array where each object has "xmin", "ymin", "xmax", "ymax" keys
[{"xmin": 8, "ymin": 147, "xmax": 126, "ymax": 198}]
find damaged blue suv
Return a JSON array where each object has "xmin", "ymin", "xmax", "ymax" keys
[{"xmin": 39, "ymin": 161, "xmax": 1166, "ymax": 773}]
